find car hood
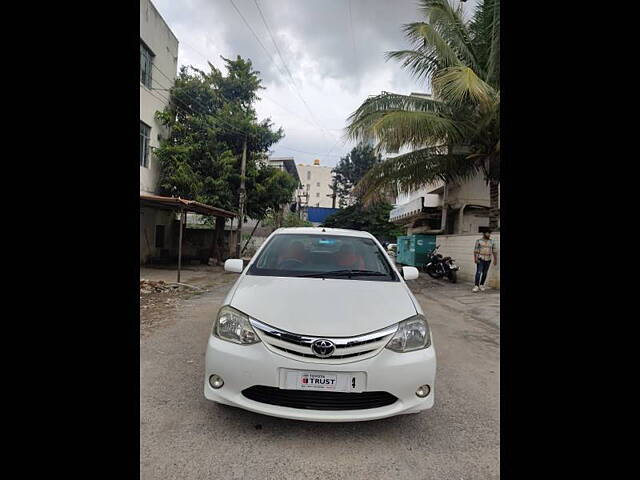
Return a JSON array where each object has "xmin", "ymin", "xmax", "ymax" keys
[{"xmin": 229, "ymin": 275, "xmax": 417, "ymax": 337}]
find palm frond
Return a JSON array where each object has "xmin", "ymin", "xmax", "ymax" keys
[
  {"xmin": 370, "ymin": 111, "xmax": 462, "ymax": 152},
  {"xmin": 384, "ymin": 49, "xmax": 441, "ymax": 83},
  {"xmin": 354, "ymin": 147, "xmax": 481, "ymax": 205},
  {"xmin": 486, "ymin": 0, "xmax": 500, "ymax": 87},
  {"xmin": 432, "ymin": 66, "xmax": 496, "ymax": 109},
  {"xmin": 346, "ymin": 93, "xmax": 467, "ymax": 151},
  {"xmin": 468, "ymin": 0, "xmax": 500, "ymax": 87},
  {"xmin": 401, "ymin": 22, "xmax": 461, "ymax": 70},
  {"xmin": 418, "ymin": 0, "xmax": 483, "ymax": 76}
]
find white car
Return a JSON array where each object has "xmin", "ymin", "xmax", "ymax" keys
[{"xmin": 204, "ymin": 227, "xmax": 436, "ymax": 422}]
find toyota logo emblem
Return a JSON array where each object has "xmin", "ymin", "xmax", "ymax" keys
[{"xmin": 311, "ymin": 339, "xmax": 336, "ymax": 358}]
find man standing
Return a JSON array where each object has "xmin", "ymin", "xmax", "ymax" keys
[{"xmin": 472, "ymin": 228, "xmax": 497, "ymax": 292}]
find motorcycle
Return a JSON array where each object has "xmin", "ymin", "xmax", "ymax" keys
[{"xmin": 424, "ymin": 245, "xmax": 459, "ymax": 283}]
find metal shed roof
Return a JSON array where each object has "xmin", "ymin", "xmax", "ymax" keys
[{"xmin": 140, "ymin": 194, "xmax": 236, "ymax": 218}]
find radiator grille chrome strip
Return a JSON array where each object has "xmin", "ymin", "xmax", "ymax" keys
[{"xmin": 249, "ymin": 318, "xmax": 398, "ymax": 364}]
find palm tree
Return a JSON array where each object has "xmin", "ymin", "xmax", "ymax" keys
[{"xmin": 346, "ymin": 0, "xmax": 500, "ymax": 229}]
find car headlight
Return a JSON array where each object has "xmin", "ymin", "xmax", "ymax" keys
[
  {"xmin": 213, "ymin": 306, "xmax": 260, "ymax": 345},
  {"xmin": 385, "ymin": 314, "xmax": 431, "ymax": 352}
]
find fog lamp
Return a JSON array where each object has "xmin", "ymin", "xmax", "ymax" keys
[
  {"xmin": 209, "ymin": 374, "xmax": 224, "ymax": 389},
  {"xmin": 415, "ymin": 384, "xmax": 430, "ymax": 398}
]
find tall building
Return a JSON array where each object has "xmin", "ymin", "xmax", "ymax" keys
[
  {"xmin": 296, "ymin": 160, "xmax": 336, "ymax": 208},
  {"xmin": 266, "ymin": 155, "xmax": 302, "ymax": 212},
  {"xmin": 140, "ymin": 0, "xmax": 178, "ymax": 194},
  {"xmin": 140, "ymin": 0, "xmax": 179, "ymax": 263}
]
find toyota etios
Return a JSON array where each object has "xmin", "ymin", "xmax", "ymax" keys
[{"xmin": 204, "ymin": 227, "xmax": 436, "ymax": 422}]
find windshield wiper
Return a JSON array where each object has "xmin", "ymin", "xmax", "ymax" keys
[{"xmin": 298, "ymin": 269, "xmax": 387, "ymax": 278}]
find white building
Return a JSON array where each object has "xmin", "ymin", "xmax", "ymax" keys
[
  {"xmin": 296, "ymin": 160, "xmax": 336, "ymax": 208},
  {"xmin": 266, "ymin": 156, "xmax": 302, "ymax": 192},
  {"xmin": 266, "ymin": 155, "xmax": 303, "ymax": 215},
  {"xmin": 390, "ymin": 174, "xmax": 495, "ymax": 235},
  {"xmin": 139, "ymin": 0, "xmax": 179, "ymax": 263},
  {"xmin": 140, "ymin": 0, "xmax": 178, "ymax": 194}
]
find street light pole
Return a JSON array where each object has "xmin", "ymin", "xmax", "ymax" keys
[{"xmin": 235, "ymin": 137, "xmax": 247, "ymax": 258}]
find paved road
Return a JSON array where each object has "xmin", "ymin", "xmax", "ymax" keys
[{"xmin": 140, "ymin": 272, "xmax": 500, "ymax": 479}]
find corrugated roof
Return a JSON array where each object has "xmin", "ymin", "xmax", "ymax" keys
[{"xmin": 140, "ymin": 194, "xmax": 236, "ymax": 218}]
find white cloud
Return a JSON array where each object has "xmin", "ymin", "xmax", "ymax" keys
[{"xmin": 152, "ymin": 0, "xmax": 479, "ymax": 167}]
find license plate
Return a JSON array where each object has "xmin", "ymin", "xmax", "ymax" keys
[{"xmin": 280, "ymin": 369, "xmax": 366, "ymax": 393}]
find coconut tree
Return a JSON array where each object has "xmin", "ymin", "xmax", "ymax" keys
[{"xmin": 346, "ymin": 0, "xmax": 500, "ymax": 229}]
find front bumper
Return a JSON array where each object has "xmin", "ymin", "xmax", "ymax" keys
[{"xmin": 204, "ymin": 335, "xmax": 436, "ymax": 422}]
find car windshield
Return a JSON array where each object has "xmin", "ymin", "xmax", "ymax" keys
[{"xmin": 247, "ymin": 233, "xmax": 398, "ymax": 281}]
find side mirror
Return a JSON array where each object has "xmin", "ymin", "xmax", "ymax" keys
[
  {"xmin": 224, "ymin": 258, "xmax": 244, "ymax": 273},
  {"xmin": 402, "ymin": 266, "xmax": 419, "ymax": 280}
]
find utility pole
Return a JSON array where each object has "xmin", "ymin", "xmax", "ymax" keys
[
  {"xmin": 177, "ymin": 209, "xmax": 185, "ymax": 283},
  {"xmin": 235, "ymin": 138, "xmax": 247, "ymax": 258},
  {"xmin": 297, "ymin": 191, "xmax": 309, "ymax": 222},
  {"xmin": 330, "ymin": 177, "xmax": 337, "ymax": 208}
]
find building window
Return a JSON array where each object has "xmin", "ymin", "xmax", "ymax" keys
[
  {"xmin": 307, "ymin": 171, "xmax": 311, "ymax": 180},
  {"xmin": 316, "ymin": 192, "xmax": 320, "ymax": 197},
  {"xmin": 140, "ymin": 41, "xmax": 154, "ymax": 88},
  {"xmin": 306, "ymin": 184, "xmax": 310, "ymax": 190},
  {"xmin": 140, "ymin": 121, "xmax": 151, "ymax": 167},
  {"xmin": 155, "ymin": 225, "xmax": 165, "ymax": 248},
  {"xmin": 316, "ymin": 182, "xmax": 320, "ymax": 187}
]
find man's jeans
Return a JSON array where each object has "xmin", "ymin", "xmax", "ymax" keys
[{"xmin": 475, "ymin": 259, "xmax": 492, "ymax": 286}]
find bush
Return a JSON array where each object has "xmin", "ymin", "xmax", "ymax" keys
[{"xmin": 321, "ymin": 203, "xmax": 402, "ymax": 242}]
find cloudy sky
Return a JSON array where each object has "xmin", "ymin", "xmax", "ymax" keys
[{"xmin": 153, "ymin": 0, "xmax": 477, "ymax": 167}]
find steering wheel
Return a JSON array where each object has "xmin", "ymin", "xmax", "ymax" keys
[{"xmin": 278, "ymin": 258, "xmax": 304, "ymax": 269}]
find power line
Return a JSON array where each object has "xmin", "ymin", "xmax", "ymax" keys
[
  {"xmin": 251, "ymin": 0, "xmax": 338, "ymax": 144},
  {"xmin": 229, "ymin": 0, "xmax": 338, "ymax": 145},
  {"xmin": 325, "ymin": 136, "xmax": 348, "ymax": 157},
  {"xmin": 253, "ymin": 0, "xmax": 299, "ymax": 90},
  {"xmin": 150, "ymin": 47, "xmax": 330, "ymax": 143},
  {"xmin": 149, "ymin": 68, "xmax": 339, "ymax": 159},
  {"xmin": 178, "ymin": 36, "xmax": 337, "ymax": 134},
  {"xmin": 153, "ymin": 26, "xmax": 348, "ymax": 160},
  {"xmin": 148, "ymin": 88, "xmax": 255, "ymax": 140},
  {"xmin": 147, "ymin": 80, "xmax": 254, "ymax": 139},
  {"xmin": 149, "ymin": 62, "xmax": 255, "ymax": 138},
  {"xmin": 348, "ymin": 0, "xmax": 357, "ymax": 67},
  {"xmin": 275, "ymin": 145, "xmax": 343, "ymax": 158},
  {"xmin": 228, "ymin": 0, "xmax": 285, "ymax": 77},
  {"xmin": 146, "ymin": 55, "xmax": 348, "ymax": 160}
]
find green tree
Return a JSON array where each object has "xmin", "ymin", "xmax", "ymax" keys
[
  {"xmin": 321, "ymin": 203, "xmax": 403, "ymax": 242},
  {"xmin": 331, "ymin": 143, "xmax": 382, "ymax": 207},
  {"xmin": 263, "ymin": 211, "xmax": 312, "ymax": 229},
  {"xmin": 154, "ymin": 56, "xmax": 297, "ymax": 260},
  {"xmin": 346, "ymin": 0, "xmax": 500, "ymax": 229}
]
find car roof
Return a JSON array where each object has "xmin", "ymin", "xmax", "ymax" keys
[{"xmin": 273, "ymin": 227, "xmax": 374, "ymax": 239}]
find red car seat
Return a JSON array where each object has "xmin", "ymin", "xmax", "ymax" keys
[
  {"xmin": 336, "ymin": 244, "xmax": 365, "ymax": 270},
  {"xmin": 277, "ymin": 240, "xmax": 308, "ymax": 266}
]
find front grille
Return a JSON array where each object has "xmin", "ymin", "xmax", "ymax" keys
[
  {"xmin": 242, "ymin": 385, "xmax": 398, "ymax": 411},
  {"xmin": 249, "ymin": 318, "xmax": 398, "ymax": 364},
  {"xmin": 271, "ymin": 345, "xmax": 377, "ymax": 360}
]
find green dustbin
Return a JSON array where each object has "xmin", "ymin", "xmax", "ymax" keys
[{"xmin": 396, "ymin": 235, "xmax": 436, "ymax": 267}]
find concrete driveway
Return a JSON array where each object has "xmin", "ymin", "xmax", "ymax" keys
[{"xmin": 140, "ymin": 270, "xmax": 500, "ymax": 479}]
